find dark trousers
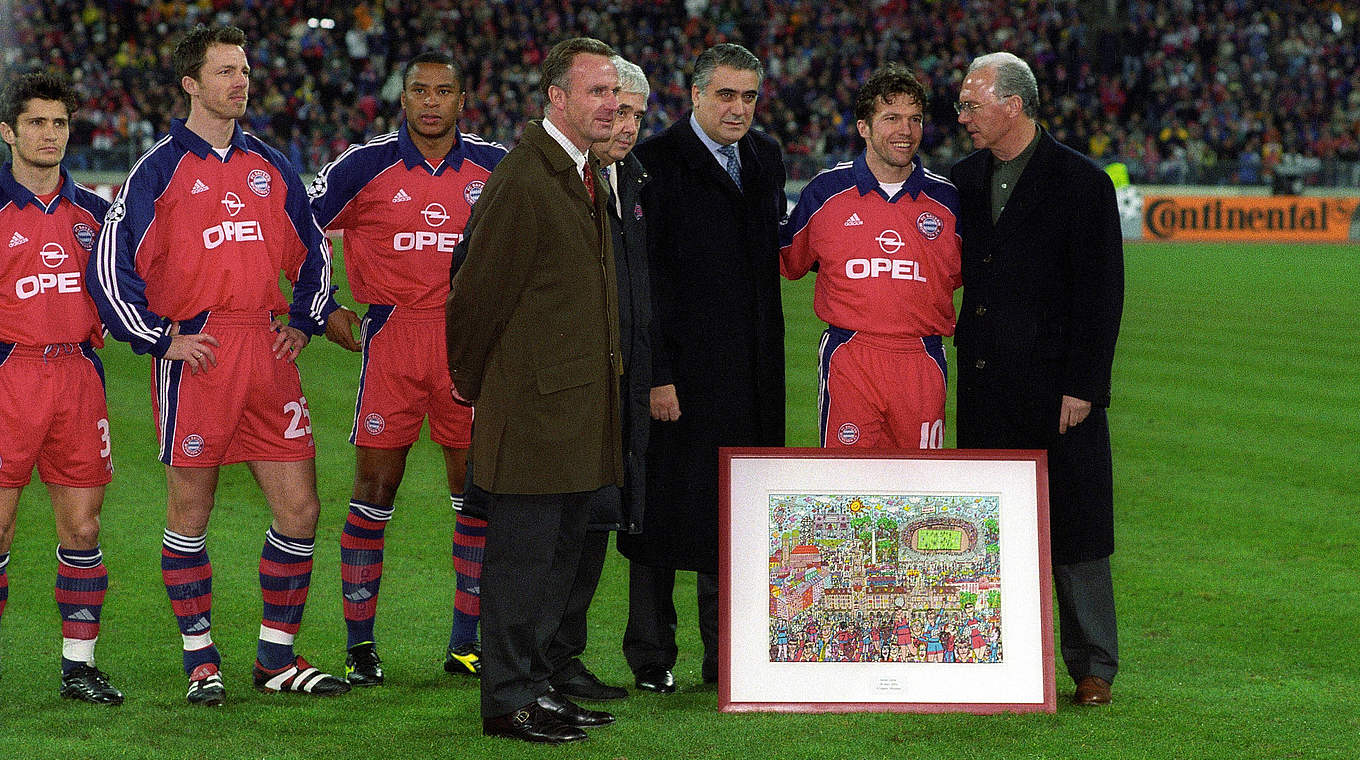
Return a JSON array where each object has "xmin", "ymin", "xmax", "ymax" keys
[
  {"xmin": 1054, "ymin": 556, "xmax": 1119, "ymax": 684},
  {"xmin": 476, "ymin": 485, "xmax": 592, "ymax": 718},
  {"xmin": 623, "ymin": 561, "xmax": 719, "ymax": 682},
  {"xmin": 547, "ymin": 529, "xmax": 611, "ymax": 683}
]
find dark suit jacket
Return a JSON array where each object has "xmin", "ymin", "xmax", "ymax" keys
[
  {"xmin": 599, "ymin": 152, "xmax": 651, "ymax": 533},
  {"xmin": 617, "ymin": 116, "xmax": 787, "ymax": 573},
  {"xmin": 446, "ymin": 120, "xmax": 623, "ymax": 495},
  {"xmin": 950, "ymin": 128, "xmax": 1124, "ymax": 564}
]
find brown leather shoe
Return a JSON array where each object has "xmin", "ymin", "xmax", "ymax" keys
[
  {"xmin": 483, "ymin": 703, "xmax": 588, "ymax": 743},
  {"xmin": 1073, "ymin": 676, "xmax": 1112, "ymax": 705}
]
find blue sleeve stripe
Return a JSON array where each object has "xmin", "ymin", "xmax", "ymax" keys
[{"xmin": 92, "ymin": 135, "xmax": 177, "ymax": 349}]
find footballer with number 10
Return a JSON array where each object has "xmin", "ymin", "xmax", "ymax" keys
[{"xmin": 779, "ymin": 65, "xmax": 962, "ymax": 450}]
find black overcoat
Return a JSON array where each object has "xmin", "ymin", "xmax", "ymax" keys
[
  {"xmin": 617, "ymin": 116, "xmax": 787, "ymax": 573},
  {"xmin": 950, "ymin": 129, "xmax": 1124, "ymax": 566},
  {"xmin": 594, "ymin": 151, "xmax": 652, "ymax": 533}
]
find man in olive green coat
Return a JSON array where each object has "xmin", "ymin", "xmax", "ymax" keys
[{"xmin": 445, "ymin": 37, "xmax": 623, "ymax": 744}]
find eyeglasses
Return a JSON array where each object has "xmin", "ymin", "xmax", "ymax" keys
[{"xmin": 954, "ymin": 94, "xmax": 1015, "ymax": 115}]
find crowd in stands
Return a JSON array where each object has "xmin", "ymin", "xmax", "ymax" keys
[{"xmin": 4, "ymin": 0, "xmax": 1358, "ymax": 187}]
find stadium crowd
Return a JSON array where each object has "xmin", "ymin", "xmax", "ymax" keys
[{"xmin": 3, "ymin": 0, "xmax": 1358, "ymax": 186}]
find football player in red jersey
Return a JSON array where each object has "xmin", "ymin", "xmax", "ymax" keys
[
  {"xmin": 780, "ymin": 65, "xmax": 962, "ymax": 450},
  {"xmin": 311, "ymin": 52, "xmax": 506, "ymax": 685},
  {"xmin": 0, "ymin": 71, "xmax": 123, "ymax": 704},
  {"xmin": 89, "ymin": 25, "xmax": 346, "ymax": 705}
]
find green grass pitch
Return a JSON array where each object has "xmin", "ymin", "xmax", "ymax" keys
[{"xmin": 0, "ymin": 241, "xmax": 1355, "ymax": 759}]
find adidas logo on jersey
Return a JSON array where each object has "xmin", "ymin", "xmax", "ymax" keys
[
  {"xmin": 844, "ymin": 213, "xmax": 864, "ymax": 227},
  {"xmin": 191, "ymin": 179, "xmax": 210, "ymax": 195},
  {"xmin": 8, "ymin": 231, "xmax": 29, "ymax": 247},
  {"xmin": 392, "ymin": 189, "xmax": 412, "ymax": 203}
]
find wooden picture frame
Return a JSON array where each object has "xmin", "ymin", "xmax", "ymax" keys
[{"xmin": 719, "ymin": 448, "xmax": 1055, "ymax": 714}]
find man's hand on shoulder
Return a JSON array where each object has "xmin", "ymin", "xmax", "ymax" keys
[{"xmin": 325, "ymin": 305, "xmax": 362, "ymax": 352}]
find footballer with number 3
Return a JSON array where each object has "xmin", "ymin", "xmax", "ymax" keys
[
  {"xmin": 309, "ymin": 51, "xmax": 506, "ymax": 686},
  {"xmin": 89, "ymin": 25, "xmax": 348, "ymax": 705},
  {"xmin": 0, "ymin": 71, "xmax": 123, "ymax": 705},
  {"xmin": 779, "ymin": 65, "xmax": 962, "ymax": 451}
]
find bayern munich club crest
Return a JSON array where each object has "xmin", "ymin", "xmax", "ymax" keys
[
  {"xmin": 837, "ymin": 422, "xmax": 861, "ymax": 445},
  {"xmin": 916, "ymin": 211, "xmax": 943, "ymax": 240},
  {"xmin": 464, "ymin": 180, "xmax": 485, "ymax": 206},
  {"xmin": 364, "ymin": 413, "xmax": 386, "ymax": 436},
  {"xmin": 248, "ymin": 169, "xmax": 272, "ymax": 197},
  {"xmin": 72, "ymin": 223, "xmax": 96, "ymax": 251},
  {"xmin": 181, "ymin": 434, "xmax": 205, "ymax": 457}
]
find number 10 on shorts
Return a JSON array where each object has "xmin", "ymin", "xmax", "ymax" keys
[{"xmin": 920, "ymin": 419, "xmax": 944, "ymax": 449}]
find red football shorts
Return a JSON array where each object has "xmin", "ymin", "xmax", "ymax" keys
[
  {"xmin": 350, "ymin": 306, "xmax": 471, "ymax": 449},
  {"xmin": 153, "ymin": 311, "xmax": 315, "ymax": 467},
  {"xmin": 818, "ymin": 327, "xmax": 948, "ymax": 450},
  {"xmin": 0, "ymin": 342, "xmax": 113, "ymax": 488}
]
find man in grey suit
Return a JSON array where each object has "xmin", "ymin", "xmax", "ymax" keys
[
  {"xmin": 446, "ymin": 37, "xmax": 622, "ymax": 743},
  {"xmin": 950, "ymin": 52, "xmax": 1125, "ymax": 707},
  {"xmin": 618, "ymin": 43, "xmax": 786, "ymax": 693}
]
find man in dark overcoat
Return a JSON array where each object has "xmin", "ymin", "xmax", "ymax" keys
[
  {"xmin": 950, "ymin": 52, "xmax": 1125, "ymax": 706},
  {"xmin": 446, "ymin": 37, "xmax": 622, "ymax": 743},
  {"xmin": 617, "ymin": 43, "xmax": 787, "ymax": 692}
]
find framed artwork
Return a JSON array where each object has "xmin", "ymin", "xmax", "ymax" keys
[{"xmin": 719, "ymin": 448, "xmax": 1054, "ymax": 714}]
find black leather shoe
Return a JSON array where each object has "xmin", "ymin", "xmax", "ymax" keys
[
  {"xmin": 634, "ymin": 665, "xmax": 676, "ymax": 694},
  {"xmin": 536, "ymin": 689, "xmax": 615, "ymax": 726},
  {"xmin": 552, "ymin": 669, "xmax": 628, "ymax": 701},
  {"xmin": 483, "ymin": 703, "xmax": 588, "ymax": 743}
]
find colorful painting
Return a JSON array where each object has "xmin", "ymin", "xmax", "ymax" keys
[{"xmin": 767, "ymin": 493, "xmax": 1002, "ymax": 665}]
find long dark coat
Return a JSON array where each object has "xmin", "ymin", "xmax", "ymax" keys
[
  {"xmin": 617, "ymin": 116, "xmax": 787, "ymax": 573},
  {"xmin": 593, "ymin": 151, "xmax": 651, "ymax": 532},
  {"xmin": 950, "ymin": 129, "xmax": 1124, "ymax": 566}
]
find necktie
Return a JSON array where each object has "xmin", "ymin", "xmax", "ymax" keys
[
  {"xmin": 718, "ymin": 144, "xmax": 742, "ymax": 190},
  {"xmin": 583, "ymin": 165, "xmax": 596, "ymax": 203},
  {"xmin": 601, "ymin": 165, "xmax": 617, "ymax": 216}
]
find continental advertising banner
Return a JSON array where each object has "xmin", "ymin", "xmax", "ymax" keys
[{"xmin": 1141, "ymin": 195, "xmax": 1359, "ymax": 242}]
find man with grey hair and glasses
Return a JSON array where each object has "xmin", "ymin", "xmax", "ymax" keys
[
  {"xmin": 544, "ymin": 55, "xmax": 653, "ymax": 703},
  {"xmin": 950, "ymin": 51, "xmax": 1125, "ymax": 706},
  {"xmin": 619, "ymin": 43, "xmax": 787, "ymax": 694}
]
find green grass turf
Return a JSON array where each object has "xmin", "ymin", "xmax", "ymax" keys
[{"xmin": 1, "ymin": 241, "xmax": 1356, "ymax": 758}]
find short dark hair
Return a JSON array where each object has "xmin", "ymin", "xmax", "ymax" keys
[
  {"xmin": 0, "ymin": 71, "xmax": 78, "ymax": 127},
  {"xmin": 541, "ymin": 37, "xmax": 616, "ymax": 98},
  {"xmin": 403, "ymin": 51, "xmax": 463, "ymax": 90},
  {"xmin": 692, "ymin": 43, "xmax": 763, "ymax": 92},
  {"xmin": 854, "ymin": 65, "xmax": 927, "ymax": 123},
  {"xmin": 172, "ymin": 24, "xmax": 248, "ymax": 84}
]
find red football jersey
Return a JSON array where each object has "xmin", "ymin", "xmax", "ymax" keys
[
  {"xmin": 781, "ymin": 154, "xmax": 962, "ymax": 339},
  {"xmin": 0, "ymin": 167, "xmax": 108, "ymax": 345},
  {"xmin": 310, "ymin": 125, "xmax": 506, "ymax": 310}
]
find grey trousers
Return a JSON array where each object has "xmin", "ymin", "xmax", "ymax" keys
[{"xmin": 1053, "ymin": 556, "xmax": 1119, "ymax": 684}]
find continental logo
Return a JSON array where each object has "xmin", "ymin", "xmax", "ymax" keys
[{"xmin": 1143, "ymin": 195, "xmax": 1359, "ymax": 242}]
